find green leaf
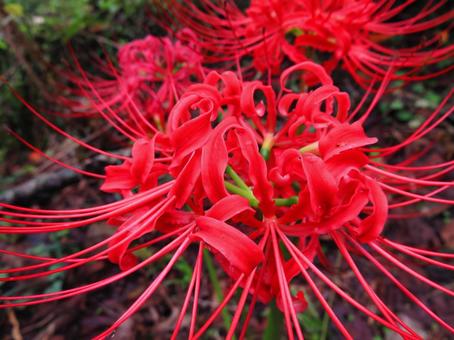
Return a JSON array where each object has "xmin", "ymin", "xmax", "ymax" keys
[
  {"xmin": 4, "ymin": 3, "xmax": 24, "ymax": 17},
  {"xmin": 134, "ymin": 247, "xmax": 153, "ymax": 260},
  {"xmin": 396, "ymin": 111, "xmax": 413, "ymax": 122},
  {"xmin": 0, "ymin": 38, "xmax": 8, "ymax": 50},
  {"xmin": 411, "ymin": 83, "xmax": 424, "ymax": 94},
  {"xmin": 174, "ymin": 258, "xmax": 193, "ymax": 285},
  {"xmin": 425, "ymin": 91, "xmax": 441, "ymax": 107},
  {"xmin": 44, "ymin": 278, "xmax": 63, "ymax": 293},
  {"xmin": 390, "ymin": 99, "xmax": 404, "ymax": 110}
]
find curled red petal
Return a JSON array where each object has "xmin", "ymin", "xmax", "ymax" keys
[
  {"xmin": 318, "ymin": 185, "xmax": 369, "ymax": 234},
  {"xmin": 100, "ymin": 161, "xmax": 135, "ymax": 193},
  {"xmin": 276, "ymin": 290, "xmax": 308, "ymax": 314},
  {"xmin": 319, "ymin": 122, "xmax": 377, "ymax": 160},
  {"xmin": 201, "ymin": 117, "xmax": 240, "ymax": 202},
  {"xmin": 301, "ymin": 153, "xmax": 337, "ymax": 216},
  {"xmin": 234, "ymin": 128, "xmax": 275, "ymax": 215},
  {"xmin": 108, "ymin": 209, "xmax": 149, "ymax": 270},
  {"xmin": 170, "ymin": 150, "xmax": 202, "ymax": 208},
  {"xmin": 356, "ymin": 177, "xmax": 388, "ymax": 243},
  {"xmin": 193, "ymin": 216, "xmax": 264, "ymax": 274},
  {"xmin": 131, "ymin": 138, "xmax": 155, "ymax": 184},
  {"xmin": 206, "ymin": 195, "xmax": 253, "ymax": 222},
  {"xmin": 280, "ymin": 62, "xmax": 333, "ymax": 93},
  {"xmin": 326, "ymin": 150, "xmax": 370, "ymax": 181},
  {"xmin": 241, "ymin": 81, "xmax": 277, "ymax": 118},
  {"xmin": 171, "ymin": 112, "xmax": 213, "ymax": 164},
  {"xmin": 205, "ymin": 70, "xmax": 242, "ymax": 100}
]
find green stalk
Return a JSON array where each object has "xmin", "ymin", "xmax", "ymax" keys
[
  {"xmin": 203, "ymin": 249, "xmax": 234, "ymax": 338},
  {"xmin": 226, "ymin": 165, "xmax": 249, "ymax": 190},
  {"xmin": 225, "ymin": 182, "xmax": 259, "ymax": 207},
  {"xmin": 319, "ymin": 305, "xmax": 332, "ymax": 340},
  {"xmin": 319, "ymin": 254, "xmax": 341, "ymax": 340},
  {"xmin": 264, "ymin": 300, "xmax": 284, "ymax": 340}
]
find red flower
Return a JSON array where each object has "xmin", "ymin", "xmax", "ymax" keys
[
  {"xmin": 166, "ymin": 0, "xmax": 453, "ymax": 87},
  {"xmin": 62, "ymin": 30, "xmax": 204, "ymax": 134},
  {"xmin": 1, "ymin": 61, "xmax": 453, "ymax": 339}
]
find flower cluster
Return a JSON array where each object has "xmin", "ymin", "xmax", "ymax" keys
[
  {"xmin": 63, "ymin": 29, "xmax": 203, "ymax": 132},
  {"xmin": 166, "ymin": 0, "xmax": 453, "ymax": 88},
  {"xmin": 1, "ymin": 1, "xmax": 453, "ymax": 339}
]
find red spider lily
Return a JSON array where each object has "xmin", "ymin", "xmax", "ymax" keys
[
  {"xmin": 164, "ymin": 0, "xmax": 454, "ymax": 88},
  {"xmin": 62, "ymin": 29, "xmax": 204, "ymax": 134},
  {"xmin": 1, "ymin": 61, "xmax": 453, "ymax": 339}
]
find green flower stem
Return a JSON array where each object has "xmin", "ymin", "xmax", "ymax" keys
[
  {"xmin": 319, "ymin": 254, "xmax": 341, "ymax": 340},
  {"xmin": 274, "ymin": 196, "xmax": 299, "ymax": 206},
  {"xmin": 225, "ymin": 182, "xmax": 259, "ymax": 208},
  {"xmin": 320, "ymin": 301, "xmax": 333, "ymax": 340},
  {"xmin": 264, "ymin": 300, "xmax": 284, "ymax": 340},
  {"xmin": 226, "ymin": 165, "xmax": 249, "ymax": 190},
  {"xmin": 203, "ymin": 249, "xmax": 234, "ymax": 338}
]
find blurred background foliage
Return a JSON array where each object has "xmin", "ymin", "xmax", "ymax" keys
[
  {"xmin": 2, "ymin": 0, "xmax": 148, "ymax": 43},
  {"xmin": 0, "ymin": 0, "xmax": 156, "ymax": 180}
]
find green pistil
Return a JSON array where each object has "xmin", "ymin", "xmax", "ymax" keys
[
  {"xmin": 226, "ymin": 166, "xmax": 249, "ymax": 190},
  {"xmin": 225, "ymin": 182, "xmax": 259, "ymax": 208},
  {"xmin": 225, "ymin": 165, "xmax": 299, "ymax": 208},
  {"xmin": 274, "ymin": 196, "xmax": 299, "ymax": 206},
  {"xmin": 225, "ymin": 166, "xmax": 259, "ymax": 207},
  {"xmin": 299, "ymin": 141, "xmax": 319, "ymax": 154},
  {"xmin": 260, "ymin": 133, "xmax": 274, "ymax": 160},
  {"xmin": 225, "ymin": 181, "xmax": 299, "ymax": 208}
]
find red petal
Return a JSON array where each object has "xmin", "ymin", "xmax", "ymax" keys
[
  {"xmin": 201, "ymin": 117, "xmax": 240, "ymax": 202},
  {"xmin": 326, "ymin": 150, "xmax": 369, "ymax": 181},
  {"xmin": 241, "ymin": 81, "xmax": 276, "ymax": 118},
  {"xmin": 317, "ymin": 184, "xmax": 369, "ymax": 234},
  {"xmin": 170, "ymin": 151, "xmax": 202, "ymax": 208},
  {"xmin": 171, "ymin": 112, "xmax": 213, "ymax": 164},
  {"xmin": 234, "ymin": 128, "xmax": 275, "ymax": 215},
  {"xmin": 301, "ymin": 153, "xmax": 337, "ymax": 215},
  {"xmin": 131, "ymin": 138, "xmax": 155, "ymax": 184},
  {"xmin": 100, "ymin": 161, "xmax": 135, "ymax": 193},
  {"xmin": 299, "ymin": 85, "xmax": 340, "ymax": 120},
  {"xmin": 319, "ymin": 122, "xmax": 377, "ymax": 160},
  {"xmin": 156, "ymin": 210, "xmax": 194, "ymax": 234},
  {"xmin": 356, "ymin": 177, "xmax": 388, "ymax": 242},
  {"xmin": 277, "ymin": 290, "xmax": 308, "ymax": 314},
  {"xmin": 193, "ymin": 216, "xmax": 264, "ymax": 274},
  {"xmin": 280, "ymin": 62, "xmax": 333, "ymax": 92},
  {"xmin": 107, "ymin": 209, "xmax": 149, "ymax": 270},
  {"xmin": 206, "ymin": 195, "xmax": 253, "ymax": 221}
]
